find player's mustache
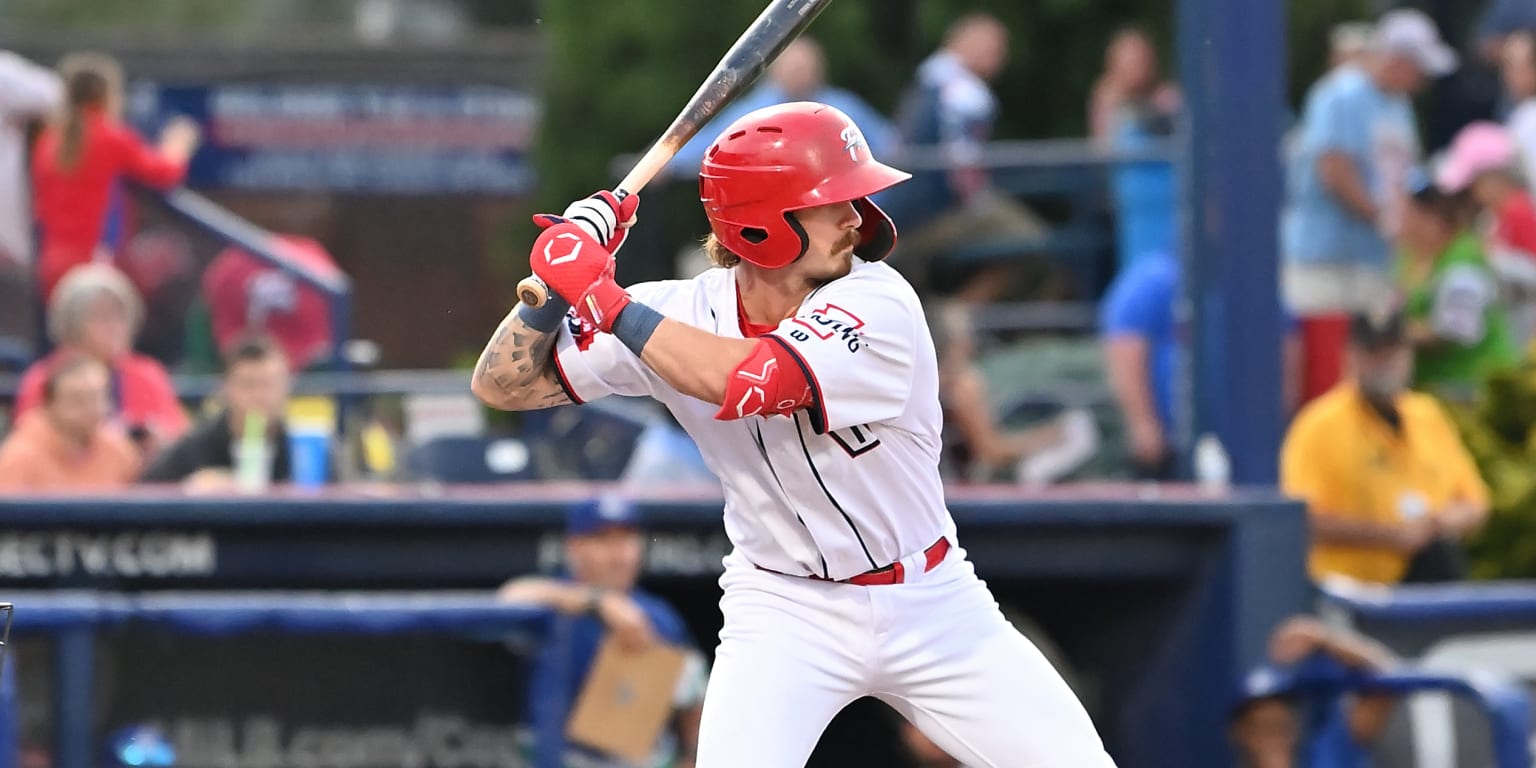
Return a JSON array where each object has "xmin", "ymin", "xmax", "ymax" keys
[{"xmin": 835, "ymin": 231, "xmax": 860, "ymax": 253}]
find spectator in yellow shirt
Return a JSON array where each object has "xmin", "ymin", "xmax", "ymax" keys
[{"xmin": 1281, "ymin": 310, "xmax": 1489, "ymax": 584}]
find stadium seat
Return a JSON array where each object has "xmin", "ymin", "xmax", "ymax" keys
[
  {"xmin": 0, "ymin": 337, "xmax": 31, "ymax": 373},
  {"xmin": 1405, "ymin": 632, "xmax": 1536, "ymax": 768},
  {"xmin": 407, "ymin": 435, "xmax": 540, "ymax": 483},
  {"xmin": 1240, "ymin": 656, "xmax": 1533, "ymax": 768},
  {"xmin": 539, "ymin": 403, "xmax": 650, "ymax": 481}
]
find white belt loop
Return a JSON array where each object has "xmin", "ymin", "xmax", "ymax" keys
[{"xmin": 898, "ymin": 547, "xmax": 930, "ymax": 584}]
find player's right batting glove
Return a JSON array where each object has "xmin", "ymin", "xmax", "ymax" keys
[
  {"xmin": 529, "ymin": 222, "xmax": 632, "ymax": 333},
  {"xmin": 531, "ymin": 190, "xmax": 640, "ymax": 254}
]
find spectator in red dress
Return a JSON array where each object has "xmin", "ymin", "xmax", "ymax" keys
[
  {"xmin": 1437, "ymin": 121, "xmax": 1536, "ymax": 355},
  {"xmin": 30, "ymin": 52, "xmax": 200, "ymax": 301},
  {"xmin": 202, "ymin": 236, "xmax": 337, "ymax": 371},
  {"xmin": 14, "ymin": 264, "xmax": 188, "ymax": 453}
]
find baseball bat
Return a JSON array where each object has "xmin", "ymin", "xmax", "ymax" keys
[{"xmin": 517, "ymin": 0, "xmax": 835, "ymax": 308}]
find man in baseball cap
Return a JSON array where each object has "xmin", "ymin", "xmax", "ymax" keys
[
  {"xmin": 1373, "ymin": 9, "xmax": 1459, "ymax": 79},
  {"xmin": 497, "ymin": 495, "xmax": 707, "ymax": 767},
  {"xmin": 1281, "ymin": 305, "xmax": 1490, "ymax": 586}
]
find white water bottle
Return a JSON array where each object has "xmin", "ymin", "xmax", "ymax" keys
[
  {"xmin": 234, "ymin": 412, "xmax": 271, "ymax": 494},
  {"xmin": 1193, "ymin": 434, "xmax": 1230, "ymax": 494}
]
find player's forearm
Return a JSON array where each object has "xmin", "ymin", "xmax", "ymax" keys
[
  {"xmin": 633, "ymin": 316, "xmax": 757, "ymax": 406},
  {"xmin": 470, "ymin": 305, "xmax": 574, "ymax": 411}
]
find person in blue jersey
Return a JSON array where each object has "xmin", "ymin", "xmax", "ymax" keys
[
  {"xmin": 498, "ymin": 495, "xmax": 706, "ymax": 768},
  {"xmin": 1101, "ymin": 252, "xmax": 1301, "ymax": 479},
  {"xmin": 664, "ymin": 37, "xmax": 897, "ymax": 181}
]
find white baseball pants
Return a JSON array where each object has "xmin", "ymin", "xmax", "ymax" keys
[{"xmin": 694, "ymin": 546, "xmax": 1117, "ymax": 767}]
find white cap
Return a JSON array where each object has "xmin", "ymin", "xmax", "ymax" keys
[{"xmin": 1373, "ymin": 9, "xmax": 1459, "ymax": 76}]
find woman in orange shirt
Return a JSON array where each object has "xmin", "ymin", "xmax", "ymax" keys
[
  {"xmin": 0, "ymin": 355, "xmax": 140, "ymax": 491},
  {"xmin": 31, "ymin": 52, "xmax": 200, "ymax": 300}
]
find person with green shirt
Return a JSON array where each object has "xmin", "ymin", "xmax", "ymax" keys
[{"xmin": 1396, "ymin": 168, "xmax": 1518, "ymax": 400}]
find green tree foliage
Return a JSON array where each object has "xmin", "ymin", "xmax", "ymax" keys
[
  {"xmin": 1286, "ymin": 0, "xmax": 1379, "ymax": 105},
  {"xmin": 1444, "ymin": 368, "xmax": 1536, "ymax": 578},
  {"xmin": 531, "ymin": 0, "xmax": 1382, "ymax": 218}
]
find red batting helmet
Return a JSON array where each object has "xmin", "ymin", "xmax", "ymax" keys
[{"xmin": 700, "ymin": 102, "xmax": 912, "ymax": 270}]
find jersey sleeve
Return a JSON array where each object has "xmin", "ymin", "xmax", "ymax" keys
[
  {"xmin": 1308, "ymin": 84, "xmax": 1369, "ymax": 158},
  {"xmin": 1429, "ymin": 263, "xmax": 1496, "ymax": 346},
  {"xmin": 1100, "ymin": 258, "xmax": 1173, "ymax": 339},
  {"xmin": 764, "ymin": 281, "xmax": 918, "ymax": 434},
  {"xmin": 13, "ymin": 363, "xmax": 44, "ymax": 417},
  {"xmin": 550, "ymin": 280, "xmax": 685, "ymax": 403}
]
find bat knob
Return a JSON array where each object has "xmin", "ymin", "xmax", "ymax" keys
[{"xmin": 517, "ymin": 276, "xmax": 551, "ymax": 309}]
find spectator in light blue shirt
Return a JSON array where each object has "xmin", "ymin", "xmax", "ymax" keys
[
  {"xmin": 665, "ymin": 38, "xmax": 896, "ymax": 180},
  {"xmin": 1281, "ymin": 9, "xmax": 1457, "ymax": 406}
]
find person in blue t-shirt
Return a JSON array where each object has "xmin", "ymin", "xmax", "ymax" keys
[
  {"xmin": 664, "ymin": 37, "xmax": 896, "ymax": 181},
  {"xmin": 1101, "ymin": 252, "xmax": 1300, "ymax": 479},
  {"xmin": 499, "ymin": 496, "xmax": 707, "ymax": 768},
  {"xmin": 1100, "ymin": 251, "xmax": 1181, "ymax": 479}
]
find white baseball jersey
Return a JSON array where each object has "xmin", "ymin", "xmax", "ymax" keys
[{"xmin": 551, "ymin": 259, "xmax": 954, "ymax": 580}]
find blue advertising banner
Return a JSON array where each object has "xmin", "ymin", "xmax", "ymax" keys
[{"xmin": 126, "ymin": 83, "xmax": 538, "ymax": 195}]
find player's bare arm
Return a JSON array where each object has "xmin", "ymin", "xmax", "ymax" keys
[
  {"xmin": 635, "ymin": 199, "xmax": 868, "ymax": 403},
  {"xmin": 636, "ymin": 320, "xmax": 757, "ymax": 405},
  {"xmin": 471, "ymin": 192, "xmax": 640, "ymax": 412},
  {"xmin": 470, "ymin": 307, "xmax": 571, "ymax": 411}
]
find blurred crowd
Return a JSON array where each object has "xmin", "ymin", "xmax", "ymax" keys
[
  {"xmin": 0, "ymin": 6, "xmax": 1525, "ymax": 590},
  {"xmin": 2, "ymin": 3, "xmax": 1536, "ymax": 767}
]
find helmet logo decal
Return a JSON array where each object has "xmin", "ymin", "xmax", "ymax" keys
[{"xmin": 840, "ymin": 124, "xmax": 865, "ymax": 162}]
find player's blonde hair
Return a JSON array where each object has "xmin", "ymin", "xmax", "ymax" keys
[{"xmin": 702, "ymin": 233, "xmax": 742, "ymax": 269}]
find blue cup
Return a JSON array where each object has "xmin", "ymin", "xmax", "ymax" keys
[{"xmin": 288, "ymin": 429, "xmax": 331, "ymax": 488}]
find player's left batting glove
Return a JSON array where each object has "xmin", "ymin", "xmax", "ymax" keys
[
  {"xmin": 531, "ymin": 190, "xmax": 640, "ymax": 254},
  {"xmin": 572, "ymin": 259, "xmax": 633, "ymax": 334},
  {"xmin": 529, "ymin": 222, "xmax": 632, "ymax": 333}
]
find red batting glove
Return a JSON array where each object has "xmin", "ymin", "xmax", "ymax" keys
[
  {"xmin": 530, "ymin": 221, "xmax": 618, "ymax": 307},
  {"xmin": 572, "ymin": 261, "xmax": 633, "ymax": 334},
  {"xmin": 532, "ymin": 191, "xmax": 640, "ymax": 254}
]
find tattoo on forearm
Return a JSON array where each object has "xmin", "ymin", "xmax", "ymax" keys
[{"xmin": 473, "ymin": 311, "xmax": 571, "ymax": 408}]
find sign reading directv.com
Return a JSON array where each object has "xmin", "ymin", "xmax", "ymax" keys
[{"xmin": 127, "ymin": 83, "xmax": 538, "ymax": 194}]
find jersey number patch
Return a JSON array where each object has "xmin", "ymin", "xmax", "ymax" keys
[{"xmin": 829, "ymin": 424, "xmax": 880, "ymax": 457}]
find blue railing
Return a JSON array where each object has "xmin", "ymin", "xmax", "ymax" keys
[{"xmin": 0, "ymin": 591, "xmax": 573, "ymax": 768}]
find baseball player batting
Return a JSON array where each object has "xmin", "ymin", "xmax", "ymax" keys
[{"xmin": 472, "ymin": 102, "xmax": 1115, "ymax": 767}]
